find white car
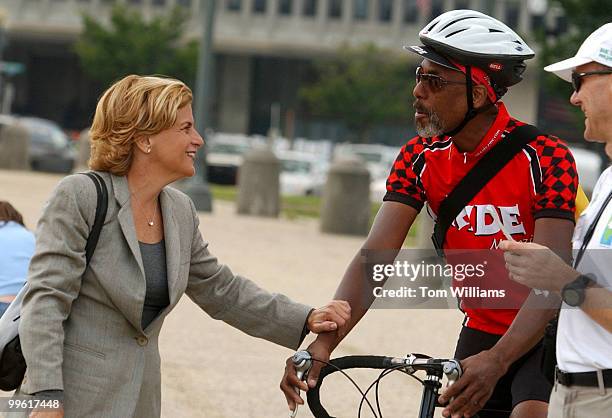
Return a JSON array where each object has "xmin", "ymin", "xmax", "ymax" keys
[
  {"xmin": 334, "ymin": 143, "xmax": 397, "ymax": 180},
  {"xmin": 206, "ymin": 136, "xmax": 252, "ymax": 184},
  {"xmin": 568, "ymin": 145, "xmax": 604, "ymax": 196},
  {"xmin": 277, "ymin": 151, "xmax": 328, "ymax": 196},
  {"xmin": 370, "ymin": 177, "xmax": 388, "ymax": 203}
]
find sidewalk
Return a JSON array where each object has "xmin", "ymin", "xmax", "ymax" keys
[{"xmin": 0, "ymin": 169, "xmax": 463, "ymax": 418}]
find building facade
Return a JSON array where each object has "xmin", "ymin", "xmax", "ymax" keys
[{"xmin": 0, "ymin": 0, "xmax": 565, "ymax": 142}]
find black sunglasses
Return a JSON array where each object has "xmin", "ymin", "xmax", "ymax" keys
[
  {"xmin": 571, "ymin": 70, "xmax": 612, "ymax": 92},
  {"xmin": 415, "ymin": 66, "xmax": 466, "ymax": 91}
]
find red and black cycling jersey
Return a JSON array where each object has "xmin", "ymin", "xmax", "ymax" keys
[{"xmin": 384, "ymin": 102, "xmax": 578, "ymax": 335}]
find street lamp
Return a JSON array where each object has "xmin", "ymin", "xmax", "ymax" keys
[{"xmin": 182, "ymin": 0, "xmax": 216, "ymax": 211}]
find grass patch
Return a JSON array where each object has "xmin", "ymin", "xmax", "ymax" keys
[
  {"xmin": 282, "ymin": 194, "xmax": 322, "ymax": 219},
  {"xmin": 210, "ymin": 185, "xmax": 238, "ymax": 202},
  {"xmin": 211, "ymin": 184, "xmax": 418, "ymax": 245},
  {"xmin": 211, "ymin": 184, "xmax": 383, "ymax": 222}
]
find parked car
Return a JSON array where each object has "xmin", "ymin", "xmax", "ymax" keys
[
  {"xmin": 18, "ymin": 116, "xmax": 75, "ymax": 173},
  {"xmin": 334, "ymin": 143, "xmax": 397, "ymax": 180},
  {"xmin": 278, "ymin": 151, "xmax": 328, "ymax": 196},
  {"xmin": 568, "ymin": 145, "xmax": 604, "ymax": 197},
  {"xmin": 206, "ymin": 136, "xmax": 252, "ymax": 185},
  {"xmin": 370, "ymin": 177, "xmax": 388, "ymax": 203}
]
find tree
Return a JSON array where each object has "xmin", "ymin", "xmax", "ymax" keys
[
  {"xmin": 539, "ymin": 0, "xmax": 612, "ymax": 65},
  {"xmin": 537, "ymin": 1, "xmax": 612, "ymax": 103},
  {"xmin": 530, "ymin": 1, "xmax": 612, "ymax": 140},
  {"xmin": 75, "ymin": 5, "xmax": 198, "ymax": 88},
  {"xmin": 299, "ymin": 44, "xmax": 414, "ymax": 142}
]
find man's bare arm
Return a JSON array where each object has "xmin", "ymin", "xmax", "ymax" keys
[
  {"xmin": 491, "ymin": 217, "xmax": 574, "ymax": 366},
  {"xmin": 323, "ymin": 201, "xmax": 420, "ymax": 350}
]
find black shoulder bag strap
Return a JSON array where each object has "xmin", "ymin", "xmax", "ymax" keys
[
  {"xmin": 431, "ymin": 124, "xmax": 542, "ymax": 256},
  {"xmin": 81, "ymin": 172, "xmax": 108, "ymax": 264},
  {"xmin": 0, "ymin": 172, "xmax": 109, "ymax": 392}
]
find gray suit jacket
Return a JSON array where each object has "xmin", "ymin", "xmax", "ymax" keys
[{"xmin": 18, "ymin": 172, "xmax": 311, "ymax": 417}]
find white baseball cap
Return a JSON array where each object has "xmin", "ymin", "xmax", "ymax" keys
[{"xmin": 544, "ymin": 23, "xmax": 612, "ymax": 82}]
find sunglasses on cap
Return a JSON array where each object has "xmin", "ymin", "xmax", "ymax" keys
[
  {"xmin": 415, "ymin": 66, "xmax": 466, "ymax": 91},
  {"xmin": 571, "ymin": 70, "xmax": 612, "ymax": 92}
]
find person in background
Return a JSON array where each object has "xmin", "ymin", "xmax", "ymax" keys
[
  {"xmin": 0, "ymin": 201, "xmax": 35, "ymax": 318},
  {"xmin": 502, "ymin": 23, "xmax": 612, "ymax": 418}
]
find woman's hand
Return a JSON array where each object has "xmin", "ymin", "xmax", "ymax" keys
[
  {"xmin": 29, "ymin": 405, "xmax": 64, "ymax": 418},
  {"xmin": 307, "ymin": 300, "xmax": 351, "ymax": 334}
]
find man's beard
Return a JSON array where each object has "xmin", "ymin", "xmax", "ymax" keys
[{"xmin": 414, "ymin": 102, "xmax": 445, "ymax": 137}]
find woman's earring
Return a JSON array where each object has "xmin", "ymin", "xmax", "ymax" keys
[{"xmin": 146, "ymin": 146, "xmax": 152, "ymax": 154}]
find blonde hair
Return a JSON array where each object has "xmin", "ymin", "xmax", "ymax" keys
[{"xmin": 89, "ymin": 75, "xmax": 193, "ymax": 175}]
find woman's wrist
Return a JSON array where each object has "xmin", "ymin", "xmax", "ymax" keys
[{"xmin": 33, "ymin": 390, "xmax": 64, "ymax": 402}]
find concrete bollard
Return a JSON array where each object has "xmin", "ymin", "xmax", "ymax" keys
[
  {"xmin": 74, "ymin": 128, "xmax": 91, "ymax": 172},
  {"xmin": 236, "ymin": 147, "xmax": 280, "ymax": 217},
  {"xmin": 0, "ymin": 122, "xmax": 30, "ymax": 170},
  {"xmin": 320, "ymin": 156, "xmax": 371, "ymax": 236}
]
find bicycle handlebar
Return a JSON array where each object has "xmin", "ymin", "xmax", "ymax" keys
[
  {"xmin": 307, "ymin": 356, "xmax": 393, "ymax": 418},
  {"xmin": 301, "ymin": 354, "xmax": 462, "ymax": 418}
]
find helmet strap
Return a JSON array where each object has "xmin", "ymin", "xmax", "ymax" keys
[{"xmin": 444, "ymin": 66, "xmax": 493, "ymax": 137}]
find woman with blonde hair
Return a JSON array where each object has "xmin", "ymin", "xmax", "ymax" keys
[{"xmin": 18, "ymin": 75, "xmax": 350, "ymax": 418}]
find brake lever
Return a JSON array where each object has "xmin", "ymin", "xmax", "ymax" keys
[
  {"xmin": 443, "ymin": 359, "xmax": 462, "ymax": 388},
  {"xmin": 440, "ymin": 359, "xmax": 463, "ymax": 406},
  {"xmin": 289, "ymin": 350, "xmax": 312, "ymax": 418}
]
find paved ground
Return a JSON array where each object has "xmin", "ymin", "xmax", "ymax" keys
[{"xmin": 1, "ymin": 169, "xmax": 463, "ymax": 418}]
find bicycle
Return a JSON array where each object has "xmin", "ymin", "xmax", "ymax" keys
[{"xmin": 289, "ymin": 350, "xmax": 511, "ymax": 418}]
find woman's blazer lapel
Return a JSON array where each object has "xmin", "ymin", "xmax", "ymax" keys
[
  {"xmin": 109, "ymin": 174, "xmax": 147, "ymax": 331},
  {"xmin": 108, "ymin": 174, "xmax": 185, "ymax": 331},
  {"xmin": 160, "ymin": 189, "xmax": 182, "ymax": 308}
]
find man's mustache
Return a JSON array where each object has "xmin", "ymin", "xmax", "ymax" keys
[{"xmin": 413, "ymin": 100, "xmax": 432, "ymax": 115}]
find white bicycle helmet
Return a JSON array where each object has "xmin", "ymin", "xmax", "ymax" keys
[
  {"xmin": 420, "ymin": 10, "xmax": 534, "ymax": 89},
  {"xmin": 405, "ymin": 10, "xmax": 535, "ymax": 135}
]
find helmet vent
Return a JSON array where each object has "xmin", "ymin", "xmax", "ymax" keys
[
  {"xmin": 489, "ymin": 28, "xmax": 503, "ymax": 33},
  {"xmin": 439, "ymin": 16, "xmax": 479, "ymax": 32},
  {"xmin": 426, "ymin": 21, "xmax": 439, "ymax": 32},
  {"xmin": 445, "ymin": 28, "xmax": 469, "ymax": 38}
]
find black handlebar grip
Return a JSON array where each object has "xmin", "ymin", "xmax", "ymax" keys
[{"xmin": 306, "ymin": 355, "xmax": 393, "ymax": 418}]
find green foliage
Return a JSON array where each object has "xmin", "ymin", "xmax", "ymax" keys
[
  {"xmin": 538, "ymin": 1, "xmax": 612, "ymax": 94},
  {"xmin": 299, "ymin": 44, "xmax": 414, "ymax": 142},
  {"xmin": 75, "ymin": 5, "xmax": 198, "ymax": 88},
  {"xmin": 534, "ymin": 1, "xmax": 612, "ymax": 132}
]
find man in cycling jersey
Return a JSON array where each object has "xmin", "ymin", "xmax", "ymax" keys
[{"xmin": 281, "ymin": 10, "xmax": 578, "ymax": 418}]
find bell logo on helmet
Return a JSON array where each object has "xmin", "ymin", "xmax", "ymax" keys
[
  {"xmin": 489, "ymin": 63, "xmax": 504, "ymax": 72},
  {"xmin": 411, "ymin": 46, "xmax": 427, "ymax": 55}
]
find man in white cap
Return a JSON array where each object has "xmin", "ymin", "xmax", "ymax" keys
[{"xmin": 501, "ymin": 23, "xmax": 612, "ymax": 417}]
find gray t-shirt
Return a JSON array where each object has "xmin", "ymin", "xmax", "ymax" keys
[{"xmin": 139, "ymin": 240, "xmax": 170, "ymax": 329}]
